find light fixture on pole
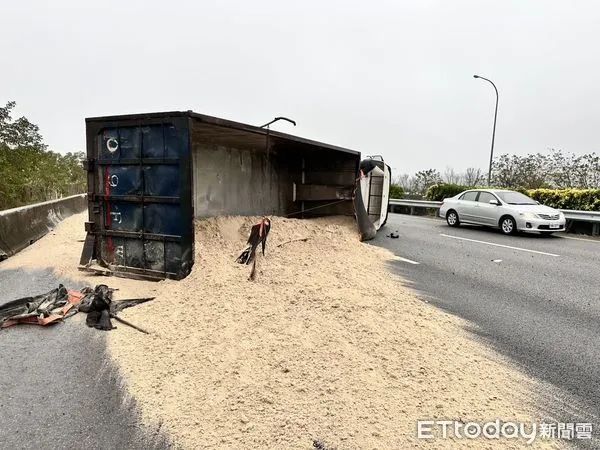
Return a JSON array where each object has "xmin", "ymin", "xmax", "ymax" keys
[
  {"xmin": 260, "ymin": 117, "xmax": 296, "ymax": 129},
  {"xmin": 259, "ymin": 117, "xmax": 296, "ymax": 160}
]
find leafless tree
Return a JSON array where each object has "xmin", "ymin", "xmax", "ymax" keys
[
  {"xmin": 463, "ymin": 167, "xmax": 484, "ymax": 186},
  {"xmin": 414, "ymin": 169, "xmax": 442, "ymax": 195},
  {"xmin": 443, "ymin": 166, "xmax": 461, "ymax": 184},
  {"xmin": 393, "ymin": 173, "xmax": 418, "ymax": 194}
]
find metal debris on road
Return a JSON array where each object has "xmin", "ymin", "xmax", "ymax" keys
[{"xmin": 0, "ymin": 284, "xmax": 153, "ymax": 333}]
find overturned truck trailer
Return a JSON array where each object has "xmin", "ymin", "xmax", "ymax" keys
[{"xmin": 79, "ymin": 111, "xmax": 389, "ymax": 281}]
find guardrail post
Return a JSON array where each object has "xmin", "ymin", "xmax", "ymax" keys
[
  {"xmin": 593, "ymin": 223, "xmax": 600, "ymax": 236},
  {"xmin": 410, "ymin": 206, "xmax": 415, "ymax": 215}
]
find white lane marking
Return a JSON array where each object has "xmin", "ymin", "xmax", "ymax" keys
[
  {"xmin": 440, "ymin": 234, "xmax": 560, "ymax": 257},
  {"xmin": 394, "ymin": 256, "xmax": 421, "ymax": 265},
  {"xmin": 559, "ymin": 235, "xmax": 600, "ymax": 243}
]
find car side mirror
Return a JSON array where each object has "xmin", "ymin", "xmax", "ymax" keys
[{"xmin": 489, "ymin": 200, "xmax": 500, "ymax": 206}]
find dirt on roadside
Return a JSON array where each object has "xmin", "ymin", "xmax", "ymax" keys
[{"xmin": 0, "ymin": 212, "xmax": 561, "ymax": 449}]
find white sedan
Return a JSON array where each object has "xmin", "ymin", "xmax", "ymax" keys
[{"xmin": 439, "ymin": 189, "xmax": 566, "ymax": 235}]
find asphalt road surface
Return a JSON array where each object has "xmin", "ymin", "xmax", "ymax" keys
[
  {"xmin": 0, "ymin": 267, "xmax": 171, "ymax": 450},
  {"xmin": 375, "ymin": 213, "xmax": 600, "ymax": 447}
]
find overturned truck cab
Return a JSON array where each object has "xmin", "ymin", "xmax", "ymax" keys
[{"xmin": 353, "ymin": 156, "xmax": 392, "ymax": 241}]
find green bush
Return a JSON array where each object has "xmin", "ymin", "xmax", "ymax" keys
[
  {"xmin": 527, "ymin": 189, "xmax": 600, "ymax": 211},
  {"xmin": 513, "ymin": 186, "xmax": 530, "ymax": 195},
  {"xmin": 424, "ymin": 183, "xmax": 472, "ymax": 201},
  {"xmin": 423, "ymin": 184, "xmax": 600, "ymax": 211},
  {"xmin": 389, "ymin": 184, "xmax": 404, "ymax": 199}
]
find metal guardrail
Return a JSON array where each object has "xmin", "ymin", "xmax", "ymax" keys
[
  {"xmin": 388, "ymin": 198, "xmax": 600, "ymax": 223},
  {"xmin": 389, "ymin": 199, "xmax": 442, "ymax": 209},
  {"xmin": 0, "ymin": 194, "xmax": 87, "ymax": 259},
  {"xmin": 561, "ymin": 210, "xmax": 600, "ymax": 222}
]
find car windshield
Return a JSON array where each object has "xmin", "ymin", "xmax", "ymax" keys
[{"xmin": 496, "ymin": 191, "xmax": 537, "ymax": 205}]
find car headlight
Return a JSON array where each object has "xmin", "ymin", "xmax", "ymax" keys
[{"xmin": 520, "ymin": 212, "xmax": 539, "ymax": 220}]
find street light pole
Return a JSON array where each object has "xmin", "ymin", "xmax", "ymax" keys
[{"xmin": 473, "ymin": 75, "xmax": 498, "ymax": 186}]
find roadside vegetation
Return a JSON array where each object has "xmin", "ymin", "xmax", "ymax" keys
[
  {"xmin": 390, "ymin": 150, "xmax": 600, "ymax": 210},
  {"xmin": 424, "ymin": 184, "xmax": 600, "ymax": 211},
  {"xmin": 0, "ymin": 101, "xmax": 86, "ymax": 210}
]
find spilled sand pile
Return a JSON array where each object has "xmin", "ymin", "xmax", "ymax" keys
[{"xmin": 1, "ymin": 213, "xmax": 559, "ymax": 449}]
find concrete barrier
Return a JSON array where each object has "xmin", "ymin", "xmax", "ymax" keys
[{"xmin": 0, "ymin": 194, "xmax": 86, "ymax": 260}]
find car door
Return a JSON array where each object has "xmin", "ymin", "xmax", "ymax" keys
[
  {"xmin": 457, "ymin": 191, "xmax": 479, "ymax": 222},
  {"xmin": 475, "ymin": 191, "xmax": 501, "ymax": 225}
]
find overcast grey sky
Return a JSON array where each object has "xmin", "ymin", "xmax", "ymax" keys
[{"xmin": 2, "ymin": 0, "xmax": 599, "ymax": 175}]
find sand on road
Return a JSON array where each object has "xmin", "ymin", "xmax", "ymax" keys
[{"xmin": 0, "ymin": 212, "xmax": 561, "ymax": 449}]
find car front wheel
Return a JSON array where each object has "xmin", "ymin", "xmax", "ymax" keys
[
  {"xmin": 500, "ymin": 216, "xmax": 517, "ymax": 235},
  {"xmin": 446, "ymin": 210, "xmax": 460, "ymax": 227}
]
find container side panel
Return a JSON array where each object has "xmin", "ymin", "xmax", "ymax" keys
[
  {"xmin": 100, "ymin": 166, "xmax": 143, "ymax": 196},
  {"xmin": 191, "ymin": 138, "xmax": 287, "ymax": 217},
  {"xmin": 105, "ymin": 201, "xmax": 143, "ymax": 232},
  {"xmin": 124, "ymin": 238, "xmax": 144, "ymax": 269},
  {"xmin": 85, "ymin": 118, "xmax": 193, "ymax": 280},
  {"xmin": 144, "ymin": 204, "xmax": 182, "ymax": 235},
  {"xmin": 144, "ymin": 166, "xmax": 180, "ymax": 196},
  {"xmin": 99, "ymin": 127, "xmax": 142, "ymax": 160},
  {"xmin": 141, "ymin": 125, "xmax": 165, "ymax": 158},
  {"xmin": 165, "ymin": 241, "xmax": 185, "ymax": 274},
  {"xmin": 140, "ymin": 123, "xmax": 185, "ymax": 158},
  {"xmin": 144, "ymin": 240, "xmax": 166, "ymax": 272}
]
